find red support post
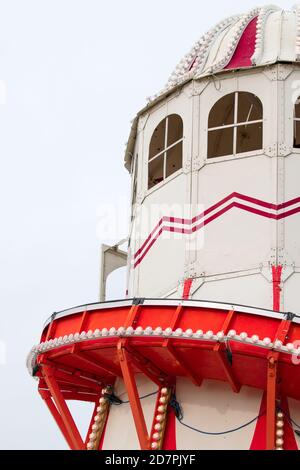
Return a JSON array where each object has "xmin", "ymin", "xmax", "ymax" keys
[
  {"xmin": 266, "ymin": 354, "xmax": 277, "ymax": 450},
  {"xmin": 266, "ymin": 317, "xmax": 292, "ymax": 450},
  {"xmin": 39, "ymin": 389, "xmax": 74, "ymax": 450},
  {"xmin": 272, "ymin": 265, "xmax": 283, "ymax": 312},
  {"xmin": 117, "ymin": 344, "xmax": 150, "ymax": 450},
  {"xmin": 213, "ymin": 310, "xmax": 241, "ymax": 393},
  {"xmin": 42, "ymin": 365, "xmax": 85, "ymax": 450}
]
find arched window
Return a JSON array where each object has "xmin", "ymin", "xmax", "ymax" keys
[
  {"xmin": 207, "ymin": 92, "xmax": 263, "ymax": 159},
  {"xmin": 294, "ymin": 98, "xmax": 300, "ymax": 148},
  {"xmin": 148, "ymin": 114, "xmax": 183, "ymax": 189}
]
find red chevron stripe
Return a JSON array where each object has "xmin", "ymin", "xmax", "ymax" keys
[{"xmin": 133, "ymin": 193, "xmax": 300, "ymax": 268}]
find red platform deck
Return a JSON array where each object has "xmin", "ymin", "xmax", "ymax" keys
[{"xmin": 27, "ymin": 299, "xmax": 300, "ymax": 450}]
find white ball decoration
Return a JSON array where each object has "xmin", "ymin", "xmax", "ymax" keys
[
  {"xmin": 154, "ymin": 327, "xmax": 163, "ymax": 336},
  {"xmin": 239, "ymin": 332, "xmax": 248, "ymax": 341},
  {"xmin": 251, "ymin": 335, "xmax": 259, "ymax": 343},
  {"xmin": 228, "ymin": 330, "xmax": 236, "ymax": 338},
  {"xmin": 134, "ymin": 327, "xmax": 144, "ymax": 336},
  {"xmin": 163, "ymin": 328, "xmax": 173, "ymax": 337},
  {"xmin": 174, "ymin": 328, "xmax": 183, "ymax": 337},
  {"xmin": 195, "ymin": 330, "xmax": 204, "ymax": 338},
  {"xmin": 205, "ymin": 330, "xmax": 214, "ymax": 340},
  {"xmin": 157, "ymin": 405, "xmax": 166, "ymax": 413},
  {"xmin": 159, "ymin": 397, "xmax": 167, "ymax": 405},
  {"xmin": 144, "ymin": 327, "xmax": 153, "ymax": 335},
  {"xmin": 156, "ymin": 414, "xmax": 164, "ymax": 423},
  {"xmin": 185, "ymin": 329, "xmax": 193, "ymax": 337},
  {"xmin": 263, "ymin": 337, "xmax": 272, "ymax": 347}
]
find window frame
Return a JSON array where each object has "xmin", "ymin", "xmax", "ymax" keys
[
  {"xmin": 148, "ymin": 114, "xmax": 183, "ymax": 190},
  {"xmin": 207, "ymin": 91, "xmax": 263, "ymax": 160}
]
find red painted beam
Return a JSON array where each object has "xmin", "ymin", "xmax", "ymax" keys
[
  {"xmin": 117, "ymin": 345, "xmax": 150, "ymax": 450},
  {"xmin": 42, "ymin": 365, "xmax": 85, "ymax": 450},
  {"xmin": 39, "ymin": 389, "xmax": 74, "ymax": 449},
  {"xmin": 266, "ymin": 317, "xmax": 292, "ymax": 450},
  {"xmin": 213, "ymin": 310, "xmax": 241, "ymax": 393},
  {"xmin": 272, "ymin": 265, "xmax": 283, "ymax": 312},
  {"xmin": 266, "ymin": 355, "xmax": 277, "ymax": 450}
]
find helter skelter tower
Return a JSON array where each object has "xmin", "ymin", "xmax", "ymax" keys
[{"xmin": 28, "ymin": 4, "xmax": 300, "ymax": 450}]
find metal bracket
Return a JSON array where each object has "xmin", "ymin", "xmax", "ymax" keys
[
  {"xmin": 99, "ymin": 242, "xmax": 128, "ymax": 302},
  {"xmin": 132, "ymin": 298, "xmax": 145, "ymax": 306}
]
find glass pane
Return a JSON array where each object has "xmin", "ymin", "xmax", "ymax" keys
[
  {"xmin": 236, "ymin": 123, "xmax": 263, "ymax": 154},
  {"xmin": 237, "ymin": 92, "xmax": 262, "ymax": 123},
  {"xmin": 207, "ymin": 128, "xmax": 234, "ymax": 158},
  {"xmin": 148, "ymin": 154, "xmax": 164, "ymax": 189},
  {"xmin": 294, "ymin": 121, "xmax": 300, "ymax": 148},
  {"xmin": 149, "ymin": 119, "xmax": 166, "ymax": 160},
  {"xmin": 208, "ymin": 93, "xmax": 235, "ymax": 128},
  {"xmin": 167, "ymin": 114, "xmax": 183, "ymax": 146},
  {"xmin": 295, "ymin": 98, "xmax": 300, "ymax": 119},
  {"xmin": 166, "ymin": 142, "xmax": 182, "ymax": 178}
]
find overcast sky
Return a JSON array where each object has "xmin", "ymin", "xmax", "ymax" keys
[{"xmin": 0, "ymin": 0, "xmax": 292, "ymax": 450}]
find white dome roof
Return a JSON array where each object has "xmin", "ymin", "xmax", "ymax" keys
[{"xmin": 151, "ymin": 4, "xmax": 300, "ymax": 101}]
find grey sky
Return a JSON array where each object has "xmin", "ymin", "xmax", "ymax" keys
[{"xmin": 0, "ymin": 0, "xmax": 292, "ymax": 450}]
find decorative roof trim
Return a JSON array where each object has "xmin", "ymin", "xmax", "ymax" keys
[
  {"xmin": 251, "ymin": 5, "xmax": 281, "ymax": 65},
  {"xmin": 150, "ymin": 14, "xmax": 239, "ymax": 102},
  {"xmin": 204, "ymin": 7, "xmax": 261, "ymax": 75}
]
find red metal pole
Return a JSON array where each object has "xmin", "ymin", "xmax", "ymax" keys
[
  {"xmin": 42, "ymin": 365, "xmax": 85, "ymax": 450},
  {"xmin": 265, "ymin": 317, "xmax": 291, "ymax": 450},
  {"xmin": 272, "ymin": 265, "xmax": 282, "ymax": 312},
  {"xmin": 266, "ymin": 354, "xmax": 277, "ymax": 450},
  {"xmin": 39, "ymin": 389, "xmax": 74, "ymax": 449},
  {"xmin": 117, "ymin": 344, "xmax": 150, "ymax": 450}
]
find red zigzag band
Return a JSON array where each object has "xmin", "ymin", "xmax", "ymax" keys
[{"xmin": 133, "ymin": 192, "xmax": 300, "ymax": 269}]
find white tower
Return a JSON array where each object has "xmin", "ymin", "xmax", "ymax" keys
[
  {"xmin": 125, "ymin": 4, "xmax": 300, "ymax": 315},
  {"xmin": 28, "ymin": 5, "xmax": 300, "ymax": 452}
]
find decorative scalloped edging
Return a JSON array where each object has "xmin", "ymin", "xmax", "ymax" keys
[
  {"xmin": 87, "ymin": 387, "xmax": 110, "ymax": 450},
  {"xmin": 275, "ymin": 410, "xmax": 285, "ymax": 450},
  {"xmin": 147, "ymin": 14, "xmax": 239, "ymax": 102},
  {"xmin": 150, "ymin": 387, "xmax": 171, "ymax": 450},
  {"xmin": 27, "ymin": 326, "xmax": 300, "ymax": 377},
  {"xmin": 206, "ymin": 7, "xmax": 262, "ymax": 75},
  {"xmin": 251, "ymin": 5, "xmax": 281, "ymax": 65}
]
